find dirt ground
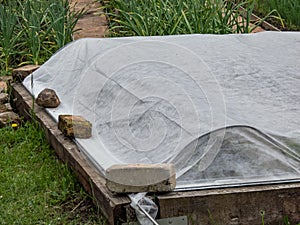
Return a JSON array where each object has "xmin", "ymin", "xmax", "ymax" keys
[{"xmin": 71, "ymin": 0, "xmax": 107, "ymax": 39}]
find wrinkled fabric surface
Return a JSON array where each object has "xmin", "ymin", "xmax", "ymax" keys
[{"xmin": 23, "ymin": 32, "xmax": 300, "ymax": 189}]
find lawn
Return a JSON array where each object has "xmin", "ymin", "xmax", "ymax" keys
[{"xmin": 0, "ymin": 121, "xmax": 106, "ymax": 224}]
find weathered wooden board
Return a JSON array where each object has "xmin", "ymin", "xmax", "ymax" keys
[
  {"xmin": 12, "ymin": 83, "xmax": 131, "ymax": 225},
  {"xmin": 158, "ymin": 183, "xmax": 300, "ymax": 224},
  {"xmin": 12, "ymin": 83, "xmax": 300, "ymax": 225}
]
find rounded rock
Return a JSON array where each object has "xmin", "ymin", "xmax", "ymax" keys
[{"xmin": 36, "ymin": 88, "xmax": 60, "ymax": 108}]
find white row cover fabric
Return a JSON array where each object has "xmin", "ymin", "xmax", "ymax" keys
[{"xmin": 23, "ymin": 32, "xmax": 300, "ymax": 189}]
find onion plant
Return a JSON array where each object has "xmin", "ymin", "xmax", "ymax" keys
[
  {"xmin": 103, "ymin": 0, "xmax": 267, "ymax": 37},
  {"xmin": 254, "ymin": 0, "xmax": 300, "ymax": 30},
  {"xmin": 0, "ymin": 2, "xmax": 22, "ymax": 73},
  {"xmin": 0, "ymin": 0, "xmax": 82, "ymax": 73},
  {"xmin": 18, "ymin": 0, "xmax": 48, "ymax": 65},
  {"xmin": 46, "ymin": 0, "xmax": 83, "ymax": 49}
]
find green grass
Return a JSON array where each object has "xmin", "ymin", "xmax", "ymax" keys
[
  {"xmin": 0, "ymin": 121, "xmax": 106, "ymax": 224},
  {"xmin": 254, "ymin": 0, "xmax": 300, "ymax": 30}
]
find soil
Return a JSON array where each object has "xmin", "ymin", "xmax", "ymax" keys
[{"xmin": 60, "ymin": 195, "xmax": 106, "ymax": 224}]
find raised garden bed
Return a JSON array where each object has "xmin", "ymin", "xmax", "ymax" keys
[
  {"xmin": 12, "ymin": 32, "xmax": 300, "ymax": 224},
  {"xmin": 3, "ymin": 0, "xmax": 300, "ymax": 224},
  {"xmin": 12, "ymin": 82, "xmax": 300, "ymax": 225}
]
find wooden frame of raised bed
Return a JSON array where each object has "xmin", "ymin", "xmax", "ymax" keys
[{"xmin": 12, "ymin": 83, "xmax": 300, "ymax": 225}]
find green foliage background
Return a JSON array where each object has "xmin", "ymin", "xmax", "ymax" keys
[{"xmin": 0, "ymin": 0, "xmax": 82, "ymax": 75}]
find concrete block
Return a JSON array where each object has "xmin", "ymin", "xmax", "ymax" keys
[
  {"xmin": 12, "ymin": 65, "xmax": 40, "ymax": 82},
  {"xmin": 58, "ymin": 115, "xmax": 92, "ymax": 138},
  {"xmin": 105, "ymin": 164, "xmax": 176, "ymax": 193}
]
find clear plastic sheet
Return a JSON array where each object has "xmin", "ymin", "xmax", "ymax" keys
[
  {"xmin": 23, "ymin": 32, "xmax": 300, "ymax": 189},
  {"xmin": 129, "ymin": 193, "xmax": 158, "ymax": 225}
]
